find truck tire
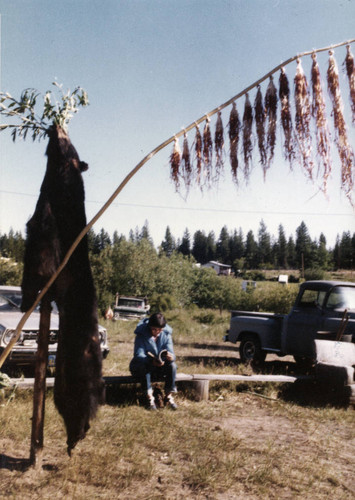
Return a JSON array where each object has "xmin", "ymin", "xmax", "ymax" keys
[{"xmin": 239, "ymin": 334, "xmax": 266, "ymax": 364}]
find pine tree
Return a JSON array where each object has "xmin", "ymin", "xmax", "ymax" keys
[
  {"xmin": 245, "ymin": 230, "xmax": 258, "ymax": 268},
  {"xmin": 339, "ymin": 231, "xmax": 353, "ymax": 268},
  {"xmin": 257, "ymin": 220, "xmax": 272, "ymax": 267},
  {"xmin": 216, "ymin": 226, "xmax": 230, "ymax": 263},
  {"xmin": 139, "ymin": 220, "xmax": 153, "ymax": 244},
  {"xmin": 192, "ymin": 230, "xmax": 208, "ymax": 263},
  {"xmin": 295, "ymin": 221, "xmax": 313, "ymax": 269},
  {"xmin": 178, "ymin": 228, "xmax": 191, "ymax": 256},
  {"xmin": 333, "ymin": 235, "xmax": 341, "ymax": 269},
  {"xmin": 286, "ymin": 236, "xmax": 297, "ymax": 269},
  {"xmin": 206, "ymin": 231, "xmax": 217, "ymax": 262},
  {"xmin": 229, "ymin": 228, "xmax": 244, "ymax": 264},
  {"xmin": 317, "ymin": 233, "xmax": 330, "ymax": 269},
  {"xmin": 160, "ymin": 226, "xmax": 175, "ymax": 257},
  {"xmin": 277, "ymin": 224, "xmax": 288, "ymax": 268}
]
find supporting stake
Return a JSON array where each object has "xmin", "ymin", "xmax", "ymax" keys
[
  {"xmin": 336, "ymin": 309, "xmax": 349, "ymax": 341},
  {"xmin": 29, "ymin": 295, "xmax": 51, "ymax": 469}
]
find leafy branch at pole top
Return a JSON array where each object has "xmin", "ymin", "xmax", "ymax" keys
[{"xmin": 0, "ymin": 82, "xmax": 89, "ymax": 141}]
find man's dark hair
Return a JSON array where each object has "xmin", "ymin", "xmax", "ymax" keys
[{"xmin": 148, "ymin": 312, "xmax": 166, "ymax": 328}]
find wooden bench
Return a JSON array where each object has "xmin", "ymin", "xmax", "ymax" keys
[
  {"xmin": 10, "ymin": 372, "xmax": 309, "ymax": 402},
  {"xmin": 314, "ymin": 339, "xmax": 355, "ymax": 407}
]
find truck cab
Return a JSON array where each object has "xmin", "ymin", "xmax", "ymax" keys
[{"xmin": 282, "ymin": 281, "xmax": 355, "ymax": 357}]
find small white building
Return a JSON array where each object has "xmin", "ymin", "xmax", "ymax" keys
[{"xmin": 202, "ymin": 260, "xmax": 232, "ymax": 276}]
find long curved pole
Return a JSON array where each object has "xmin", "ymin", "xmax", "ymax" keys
[{"xmin": 0, "ymin": 38, "xmax": 354, "ymax": 369}]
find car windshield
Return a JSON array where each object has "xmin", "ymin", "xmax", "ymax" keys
[
  {"xmin": 325, "ymin": 286, "xmax": 355, "ymax": 311},
  {"xmin": 0, "ymin": 291, "xmax": 23, "ymax": 309},
  {"xmin": 0, "ymin": 290, "xmax": 58, "ymax": 313}
]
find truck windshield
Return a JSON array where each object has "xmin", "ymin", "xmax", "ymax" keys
[
  {"xmin": 325, "ymin": 286, "xmax": 355, "ymax": 311},
  {"xmin": 118, "ymin": 299, "xmax": 144, "ymax": 308}
]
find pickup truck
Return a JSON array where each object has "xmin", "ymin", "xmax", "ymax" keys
[
  {"xmin": 224, "ymin": 280, "xmax": 355, "ymax": 364},
  {"xmin": 113, "ymin": 295, "xmax": 150, "ymax": 320}
]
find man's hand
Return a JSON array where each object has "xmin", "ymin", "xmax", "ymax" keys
[
  {"xmin": 152, "ymin": 351, "xmax": 173, "ymax": 366},
  {"xmin": 165, "ymin": 351, "xmax": 174, "ymax": 362},
  {"xmin": 153, "ymin": 359, "xmax": 164, "ymax": 367}
]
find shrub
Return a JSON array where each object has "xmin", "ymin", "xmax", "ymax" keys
[
  {"xmin": 0, "ymin": 258, "xmax": 23, "ymax": 285},
  {"xmin": 194, "ymin": 312, "xmax": 216, "ymax": 324},
  {"xmin": 243, "ymin": 270, "xmax": 266, "ymax": 281},
  {"xmin": 304, "ymin": 268, "xmax": 327, "ymax": 281},
  {"xmin": 230, "ymin": 283, "xmax": 299, "ymax": 313},
  {"xmin": 150, "ymin": 293, "xmax": 178, "ymax": 312}
]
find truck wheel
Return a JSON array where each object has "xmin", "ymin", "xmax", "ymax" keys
[{"xmin": 239, "ymin": 335, "xmax": 266, "ymax": 364}]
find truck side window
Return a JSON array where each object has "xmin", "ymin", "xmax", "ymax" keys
[{"xmin": 299, "ymin": 289, "xmax": 319, "ymax": 307}]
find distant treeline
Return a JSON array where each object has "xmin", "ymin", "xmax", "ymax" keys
[
  {"xmin": 1, "ymin": 220, "xmax": 354, "ymax": 271},
  {"xmin": 1, "ymin": 221, "xmax": 354, "ymax": 314}
]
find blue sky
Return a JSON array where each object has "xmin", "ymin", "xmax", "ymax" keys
[{"xmin": 0, "ymin": 0, "xmax": 354, "ymax": 248}]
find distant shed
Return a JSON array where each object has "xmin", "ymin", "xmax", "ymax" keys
[
  {"xmin": 278, "ymin": 274, "xmax": 289, "ymax": 285},
  {"xmin": 202, "ymin": 261, "xmax": 232, "ymax": 276}
]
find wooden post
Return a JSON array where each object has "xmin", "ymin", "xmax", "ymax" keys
[
  {"xmin": 29, "ymin": 295, "xmax": 51, "ymax": 468},
  {"xmin": 191, "ymin": 380, "xmax": 210, "ymax": 401}
]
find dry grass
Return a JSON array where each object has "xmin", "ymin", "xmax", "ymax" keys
[{"xmin": 1, "ymin": 309, "xmax": 354, "ymax": 499}]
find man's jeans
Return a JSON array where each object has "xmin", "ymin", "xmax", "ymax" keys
[{"xmin": 130, "ymin": 358, "xmax": 177, "ymax": 394}]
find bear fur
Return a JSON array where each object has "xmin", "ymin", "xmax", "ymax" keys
[{"xmin": 21, "ymin": 125, "xmax": 104, "ymax": 455}]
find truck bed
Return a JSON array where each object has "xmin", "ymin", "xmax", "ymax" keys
[{"xmin": 230, "ymin": 310, "xmax": 285, "ymax": 320}]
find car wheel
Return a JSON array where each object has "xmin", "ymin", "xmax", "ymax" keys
[{"xmin": 239, "ymin": 334, "xmax": 266, "ymax": 364}]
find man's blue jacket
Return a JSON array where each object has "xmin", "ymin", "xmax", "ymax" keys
[{"xmin": 132, "ymin": 318, "xmax": 175, "ymax": 361}]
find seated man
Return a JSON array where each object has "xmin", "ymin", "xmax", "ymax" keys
[{"xmin": 129, "ymin": 312, "xmax": 177, "ymax": 410}]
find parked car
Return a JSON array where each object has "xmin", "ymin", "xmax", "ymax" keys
[
  {"xmin": 113, "ymin": 294, "xmax": 150, "ymax": 320},
  {"xmin": 0, "ymin": 285, "xmax": 109, "ymax": 372}
]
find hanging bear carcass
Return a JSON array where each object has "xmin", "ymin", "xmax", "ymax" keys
[{"xmin": 21, "ymin": 125, "xmax": 104, "ymax": 455}]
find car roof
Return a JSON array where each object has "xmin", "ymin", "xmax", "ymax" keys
[{"xmin": 0, "ymin": 285, "xmax": 21, "ymax": 292}]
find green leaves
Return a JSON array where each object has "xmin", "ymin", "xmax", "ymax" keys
[{"xmin": 0, "ymin": 83, "xmax": 89, "ymax": 141}]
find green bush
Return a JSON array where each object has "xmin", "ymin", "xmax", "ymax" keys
[
  {"xmin": 0, "ymin": 259, "xmax": 23, "ymax": 285},
  {"xmin": 304, "ymin": 268, "xmax": 327, "ymax": 281},
  {"xmin": 243, "ymin": 270, "xmax": 266, "ymax": 281},
  {"xmin": 193, "ymin": 312, "xmax": 216, "ymax": 324},
  {"xmin": 255, "ymin": 286, "xmax": 298, "ymax": 313},
  {"xmin": 230, "ymin": 282, "xmax": 299, "ymax": 313},
  {"xmin": 150, "ymin": 293, "xmax": 178, "ymax": 312}
]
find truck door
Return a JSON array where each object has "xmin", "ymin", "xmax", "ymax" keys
[{"xmin": 283, "ymin": 288, "xmax": 325, "ymax": 357}]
